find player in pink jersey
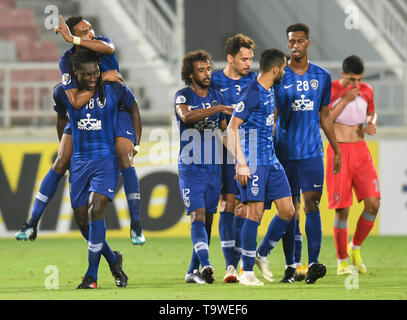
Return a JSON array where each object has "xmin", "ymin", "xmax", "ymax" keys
[{"xmin": 326, "ymin": 55, "xmax": 381, "ymax": 275}]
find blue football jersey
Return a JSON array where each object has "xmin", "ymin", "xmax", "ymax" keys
[
  {"xmin": 274, "ymin": 62, "xmax": 331, "ymax": 160},
  {"xmin": 174, "ymin": 87, "xmax": 225, "ymax": 172},
  {"xmin": 59, "ymin": 36, "xmax": 119, "ymax": 91},
  {"xmin": 53, "ymin": 82, "xmax": 136, "ymax": 161},
  {"xmin": 232, "ymin": 78, "xmax": 280, "ymax": 168},
  {"xmin": 211, "ymin": 70, "xmax": 257, "ymax": 124}
]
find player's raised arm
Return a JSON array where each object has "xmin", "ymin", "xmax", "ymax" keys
[{"xmin": 55, "ymin": 15, "xmax": 114, "ymax": 55}]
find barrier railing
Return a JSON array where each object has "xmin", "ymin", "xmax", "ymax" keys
[{"xmin": 0, "ymin": 61, "xmax": 406, "ymax": 127}]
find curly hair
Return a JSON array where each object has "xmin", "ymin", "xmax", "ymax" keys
[{"xmin": 181, "ymin": 50, "xmax": 213, "ymax": 85}]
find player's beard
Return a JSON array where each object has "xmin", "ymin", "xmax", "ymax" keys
[
  {"xmin": 274, "ymin": 70, "xmax": 284, "ymax": 85},
  {"xmin": 194, "ymin": 77, "xmax": 211, "ymax": 89}
]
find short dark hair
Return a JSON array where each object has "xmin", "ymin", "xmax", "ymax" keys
[
  {"xmin": 259, "ymin": 48, "xmax": 286, "ymax": 73},
  {"xmin": 286, "ymin": 23, "xmax": 310, "ymax": 39},
  {"xmin": 66, "ymin": 15, "xmax": 83, "ymax": 34},
  {"xmin": 181, "ymin": 50, "xmax": 213, "ymax": 85},
  {"xmin": 70, "ymin": 48, "xmax": 100, "ymax": 71},
  {"xmin": 342, "ymin": 55, "xmax": 364, "ymax": 74},
  {"xmin": 224, "ymin": 33, "xmax": 256, "ymax": 57}
]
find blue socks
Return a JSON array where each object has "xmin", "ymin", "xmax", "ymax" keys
[
  {"xmin": 121, "ymin": 167, "xmax": 141, "ymax": 223},
  {"xmin": 282, "ymin": 217, "xmax": 296, "ymax": 266},
  {"xmin": 241, "ymin": 219, "xmax": 259, "ymax": 271},
  {"xmin": 232, "ymin": 216, "xmax": 245, "ymax": 268},
  {"xmin": 86, "ymin": 219, "xmax": 107, "ymax": 282},
  {"xmin": 257, "ymin": 215, "xmax": 291, "ymax": 258},
  {"xmin": 80, "ymin": 229, "xmax": 117, "ymax": 266},
  {"xmin": 305, "ymin": 211, "xmax": 322, "ymax": 265},
  {"xmin": 294, "ymin": 219, "xmax": 303, "ymax": 265},
  {"xmin": 219, "ymin": 211, "xmax": 235, "ymax": 269},
  {"xmin": 191, "ymin": 221, "xmax": 210, "ymax": 268},
  {"xmin": 28, "ymin": 168, "xmax": 63, "ymax": 227}
]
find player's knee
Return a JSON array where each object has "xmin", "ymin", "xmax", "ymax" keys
[
  {"xmin": 303, "ymin": 198, "xmax": 320, "ymax": 213},
  {"xmin": 190, "ymin": 210, "xmax": 206, "ymax": 223},
  {"xmin": 117, "ymin": 153, "xmax": 132, "ymax": 170},
  {"xmin": 364, "ymin": 198, "xmax": 380, "ymax": 215}
]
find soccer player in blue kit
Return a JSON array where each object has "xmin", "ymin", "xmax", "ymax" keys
[
  {"xmin": 227, "ymin": 49, "xmax": 295, "ymax": 286},
  {"xmin": 53, "ymin": 49, "xmax": 138, "ymax": 288},
  {"xmin": 211, "ymin": 34, "xmax": 257, "ymax": 283},
  {"xmin": 15, "ymin": 16, "xmax": 145, "ymax": 246},
  {"xmin": 175, "ymin": 50, "xmax": 233, "ymax": 284},
  {"xmin": 256, "ymin": 23, "xmax": 341, "ymax": 284}
]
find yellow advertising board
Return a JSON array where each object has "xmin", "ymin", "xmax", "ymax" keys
[{"xmin": 0, "ymin": 140, "xmax": 379, "ymax": 237}]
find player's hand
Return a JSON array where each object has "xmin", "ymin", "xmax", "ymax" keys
[
  {"xmin": 102, "ymin": 70, "xmax": 125, "ymax": 86},
  {"xmin": 236, "ymin": 162, "xmax": 251, "ymax": 186},
  {"xmin": 342, "ymin": 87, "xmax": 359, "ymax": 103},
  {"xmin": 363, "ymin": 121, "xmax": 376, "ymax": 135},
  {"xmin": 333, "ymin": 150, "xmax": 341, "ymax": 175},
  {"xmin": 220, "ymin": 105, "xmax": 234, "ymax": 115},
  {"xmin": 54, "ymin": 15, "xmax": 74, "ymax": 43}
]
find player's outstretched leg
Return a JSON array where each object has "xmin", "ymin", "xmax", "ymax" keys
[
  {"xmin": 121, "ymin": 167, "xmax": 145, "ymax": 246},
  {"xmin": 15, "ymin": 168, "xmax": 64, "ymax": 241}
]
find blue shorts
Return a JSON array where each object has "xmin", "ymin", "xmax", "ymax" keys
[
  {"xmin": 237, "ymin": 164, "xmax": 291, "ymax": 209},
  {"xmin": 221, "ymin": 163, "xmax": 238, "ymax": 195},
  {"xmin": 69, "ymin": 158, "xmax": 120, "ymax": 208},
  {"xmin": 116, "ymin": 110, "xmax": 136, "ymax": 144},
  {"xmin": 178, "ymin": 168, "xmax": 222, "ymax": 214},
  {"xmin": 64, "ymin": 111, "xmax": 136, "ymax": 144},
  {"xmin": 280, "ymin": 156, "xmax": 324, "ymax": 198}
]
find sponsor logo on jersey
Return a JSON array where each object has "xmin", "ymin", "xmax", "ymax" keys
[
  {"xmin": 291, "ymin": 94, "xmax": 314, "ymax": 111},
  {"xmin": 77, "ymin": 113, "xmax": 102, "ymax": 130},
  {"xmin": 266, "ymin": 113, "xmax": 274, "ymax": 126}
]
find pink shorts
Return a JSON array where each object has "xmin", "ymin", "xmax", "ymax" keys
[{"xmin": 326, "ymin": 141, "xmax": 381, "ymax": 209}]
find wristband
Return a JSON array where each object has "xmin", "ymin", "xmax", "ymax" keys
[
  {"xmin": 73, "ymin": 36, "xmax": 81, "ymax": 45},
  {"xmin": 133, "ymin": 145, "xmax": 140, "ymax": 153}
]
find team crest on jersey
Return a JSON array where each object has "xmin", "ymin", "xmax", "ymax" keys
[
  {"xmin": 62, "ymin": 73, "xmax": 71, "ymax": 86},
  {"xmin": 97, "ymin": 97, "xmax": 106, "ymax": 108},
  {"xmin": 234, "ymin": 101, "xmax": 245, "ymax": 113},
  {"xmin": 334, "ymin": 192, "xmax": 340, "ymax": 203},
  {"xmin": 176, "ymin": 95, "xmax": 186, "ymax": 104},
  {"xmin": 310, "ymin": 79, "xmax": 319, "ymax": 90},
  {"xmin": 251, "ymin": 186, "xmax": 259, "ymax": 196},
  {"xmin": 212, "ymin": 100, "xmax": 218, "ymax": 106}
]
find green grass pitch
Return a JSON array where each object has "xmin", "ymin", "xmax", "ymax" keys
[{"xmin": 1, "ymin": 235, "xmax": 407, "ymax": 300}]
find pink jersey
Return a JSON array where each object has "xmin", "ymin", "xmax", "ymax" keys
[{"xmin": 330, "ymin": 79, "xmax": 375, "ymax": 126}]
